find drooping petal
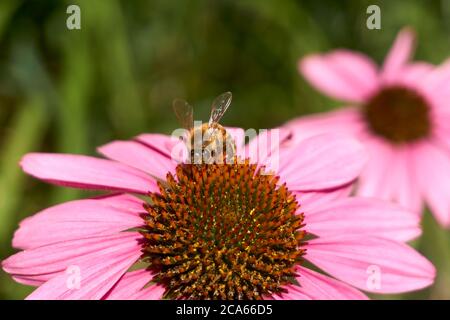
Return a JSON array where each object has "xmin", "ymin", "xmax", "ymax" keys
[
  {"xmin": 356, "ymin": 137, "xmax": 394, "ymax": 198},
  {"xmin": 398, "ymin": 62, "xmax": 434, "ymax": 86},
  {"xmin": 13, "ymin": 194, "xmax": 145, "ymax": 250},
  {"xmin": 93, "ymin": 193, "xmax": 148, "ymax": 213},
  {"xmin": 294, "ymin": 184, "xmax": 353, "ymax": 214},
  {"xmin": 423, "ymin": 58, "xmax": 450, "ymax": 96},
  {"xmin": 434, "ymin": 118, "xmax": 450, "ymax": 154},
  {"xmin": 244, "ymin": 128, "xmax": 292, "ymax": 167},
  {"xmin": 103, "ymin": 269, "xmax": 154, "ymax": 300},
  {"xmin": 126, "ymin": 284, "xmax": 165, "ymax": 300},
  {"xmin": 305, "ymin": 197, "xmax": 421, "ymax": 242},
  {"xmin": 299, "ymin": 50, "xmax": 379, "ymax": 102},
  {"xmin": 381, "ymin": 28, "xmax": 416, "ymax": 83},
  {"xmin": 270, "ymin": 286, "xmax": 311, "ymax": 300},
  {"xmin": 305, "ymin": 235, "xmax": 436, "ymax": 294},
  {"xmin": 134, "ymin": 133, "xmax": 180, "ymax": 159},
  {"xmin": 413, "ymin": 142, "xmax": 450, "ymax": 227},
  {"xmin": 385, "ymin": 146, "xmax": 422, "ymax": 213},
  {"xmin": 3, "ymin": 232, "xmax": 142, "ymax": 286},
  {"xmin": 20, "ymin": 153, "xmax": 158, "ymax": 194},
  {"xmin": 10, "ymin": 276, "xmax": 44, "ymax": 287},
  {"xmin": 277, "ymin": 133, "xmax": 367, "ymax": 191},
  {"xmin": 357, "ymin": 141, "xmax": 422, "ymax": 214},
  {"xmin": 26, "ymin": 247, "xmax": 142, "ymax": 300},
  {"xmin": 289, "ymin": 267, "xmax": 368, "ymax": 300},
  {"xmin": 285, "ymin": 107, "xmax": 366, "ymax": 143},
  {"xmin": 98, "ymin": 140, "xmax": 176, "ymax": 179}
]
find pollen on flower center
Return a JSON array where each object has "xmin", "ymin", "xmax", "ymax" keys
[
  {"xmin": 364, "ymin": 86, "xmax": 431, "ymax": 143},
  {"xmin": 141, "ymin": 159, "xmax": 306, "ymax": 300}
]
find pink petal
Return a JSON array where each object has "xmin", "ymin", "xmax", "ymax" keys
[
  {"xmin": 285, "ymin": 107, "xmax": 366, "ymax": 143},
  {"xmin": 270, "ymin": 287, "xmax": 311, "ymax": 300},
  {"xmin": 356, "ymin": 138, "xmax": 423, "ymax": 213},
  {"xmin": 103, "ymin": 269, "xmax": 154, "ymax": 300},
  {"xmin": 290, "ymin": 267, "xmax": 368, "ymax": 300},
  {"xmin": 398, "ymin": 62, "xmax": 434, "ymax": 86},
  {"xmin": 26, "ymin": 247, "xmax": 142, "ymax": 300},
  {"xmin": 299, "ymin": 50, "xmax": 378, "ymax": 102},
  {"xmin": 385, "ymin": 146, "xmax": 422, "ymax": 213},
  {"xmin": 278, "ymin": 133, "xmax": 367, "ymax": 191},
  {"xmin": 423, "ymin": 58, "xmax": 450, "ymax": 95},
  {"xmin": 294, "ymin": 184, "xmax": 353, "ymax": 214},
  {"xmin": 11, "ymin": 276, "xmax": 44, "ymax": 287},
  {"xmin": 21, "ymin": 153, "xmax": 159, "ymax": 194},
  {"xmin": 13, "ymin": 194, "xmax": 145, "ymax": 250},
  {"xmin": 134, "ymin": 133, "xmax": 179, "ymax": 159},
  {"xmin": 413, "ymin": 142, "xmax": 450, "ymax": 227},
  {"xmin": 3, "ymin": 232, "xmax": 142, "ymax": 286},
  {"xmin": 93, "ymin": 193, "xmax": 149, "ymax": 213},
  {"xmin": 305, "ymin": 197, "xmax": 421, "ymax": 242},
  {"xmin": 432, "ymin": 95, "xmax": 450, "ymax": 120},
  {"xmin": 127, "ymin": 284, "xmax": 165, "ymax": 300},
  {"xmin": 381, "ymin": 28, "xmax": 416, "ymax": 83},
  {"xmin": 305, "ymin": 235, "xmax": 436, "ymax": 294},
  {"xmin": 434, "ymin": 119, "xmax": 450, "ymax": 154},
  {"xmin": 356, "ymin": 137, "xmax": 394, "ymax": 197},
  {"xmin": 98, "ymin": 140, "xmax": 176, "ymax": 179},
  {"xmin": 244, "ymin": 128, "xmax": 292, "ymax": 167}
]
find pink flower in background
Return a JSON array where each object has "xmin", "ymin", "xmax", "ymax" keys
[
  {"xmin": 288, "ymin": 28, "xmax": 450, "ymax": 226},
  {"xmin": 2, "ymin": 128, "xmax": 435, "ymax": 299}
]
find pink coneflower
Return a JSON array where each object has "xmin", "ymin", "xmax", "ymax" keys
[
  {"xmin": 2, "ymin": 128, "xmax": 434, "ymax": 299},
  {"xmin": 289, "ymin": 28, "xmax": 450, "ymax": 227}
]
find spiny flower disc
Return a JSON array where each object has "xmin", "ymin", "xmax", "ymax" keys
[
  {"xmin": 364, "ymin": 86, "xmax": 431, "ymax": 143},
  {"xmin": 141, "ymin": 159, "xmax": 306, "ymax": 300}
]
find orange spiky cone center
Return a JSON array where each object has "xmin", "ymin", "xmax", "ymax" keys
[{"xmin": 141, "ymin": 159, "xmax": 306, "ymax": 300}]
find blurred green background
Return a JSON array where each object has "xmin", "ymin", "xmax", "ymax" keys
[{"xmin": 1, "ymin": 0, "xmax": 449, "ymax": 299}]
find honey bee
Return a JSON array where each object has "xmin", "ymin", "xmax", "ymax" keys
[{"xmin": 173, "ymin": 92, "xmax": 236, "ymax": 164}]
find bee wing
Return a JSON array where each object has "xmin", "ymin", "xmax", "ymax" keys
[
  {"xmin": 173, "ymin": 98, "xmax": 194, "ymax": 131},
  {"xmin": 209, "ymin": 91, "xmax": 232, "ymax": 125}
]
